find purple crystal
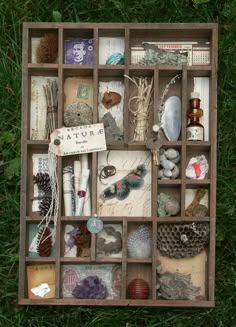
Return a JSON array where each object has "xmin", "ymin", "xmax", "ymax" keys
[{"xmin": 72, "ymin": 275, "xmax": 107, "ymax": 299}]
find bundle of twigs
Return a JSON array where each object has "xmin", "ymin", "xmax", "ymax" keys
[{"xmin": 43, "ymin": 79, "xmax": 58, "ymax": 137}]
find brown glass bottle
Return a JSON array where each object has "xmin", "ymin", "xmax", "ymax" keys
[{"xmin": 186, "ymin": 92, "xmax": 204, "ymax": 141}]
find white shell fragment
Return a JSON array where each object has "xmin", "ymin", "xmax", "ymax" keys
[
  {"xmin": 186, "ymin": 155, "xmax": 209, "ymax": 179},
  {"xmin": 31, "ymin": 283, "xmax": 51, "ymax": 298},
  {"xmin": 161, "ymin": 96, "xmax": 181, "ymax": 141}
]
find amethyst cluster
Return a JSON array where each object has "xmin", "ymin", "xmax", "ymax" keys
[{"xmin": 72, "ymin": 275, "xmax": 107, "ymax": 299}]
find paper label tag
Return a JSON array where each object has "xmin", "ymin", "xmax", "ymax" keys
[
  {"xmin": 187, "ymin": 126, "xmax": 204, "ymax": 141},
  {"xmin": 50, "ymin": 123, "xmax": 107, "ymax": 156}
]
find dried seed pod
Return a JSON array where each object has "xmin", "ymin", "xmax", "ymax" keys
[
  {"xmin": 102, "ymin": 91, "xmax": 121, "ymax": 109},
  {"xmin": 37, "ymin": 226, "xmax": 52, "ymax": 257},
  {"xmin": 33, "ymin": 172, "xmax": 51, "ymax": 194},
  {"xmin": 39, "ymin": 197, "xmax": 52, "ymax": 216},
  {"xmin": 36, "ymin": 32, "xmax": 58, "ymax": 63}
]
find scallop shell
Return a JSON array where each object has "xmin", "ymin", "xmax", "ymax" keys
[{"xmin": 161, "ymin": 96, "xmax": 181, "ymax": 141}]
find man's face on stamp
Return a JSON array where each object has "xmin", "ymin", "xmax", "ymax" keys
[{"xmin": 72, "ymin": 43, "xmax": 86, "ymax": 63}]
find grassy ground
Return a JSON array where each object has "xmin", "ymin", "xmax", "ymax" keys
[{"xmin": 0, "ymin": 0, "xmax": 235, "ymax": 326}]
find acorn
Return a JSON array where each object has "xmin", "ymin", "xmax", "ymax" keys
[
  {"xmin": 36, "ymin": 32, "xmax": 58, "ymax": 63},
  {"xmin": 127, "ymin": 278, "xmax": 149, "ymax": 299}
]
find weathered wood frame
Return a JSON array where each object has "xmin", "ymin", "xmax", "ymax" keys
[{"xmin": 19, "ymin": 23, "xmax": 218, "ymax": 307}]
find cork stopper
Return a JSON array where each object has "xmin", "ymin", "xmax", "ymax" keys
[{"xmin": 190, "ymin": 92, "xmax": 200, "ymax": 99}]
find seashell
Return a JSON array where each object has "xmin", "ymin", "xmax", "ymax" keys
[
  {"xmin": 127, "ymin": 278, "xmax": 149, "ymax": 299},
  {"xmin": 163, "ymin": 169, "xmax": 172, "ymax": 177},
  {"xmin": 171, "ymin": 165, "xmax": 180, "ymax": 179},
  {"xmin": 186, "ymin": 155, "xmax": 209, "ymax": 180},
  {"xmin": 160, "ymin": 159, "xmax": 175, "ymax": 170},
  {"xmin": 165, "ymin": 148, "xmax": 179, "ymax": 161},
  {"xmin": 161, "ymin": 96, "xmax": 181, "ymax": 141},
  {"xmin": 127, "ymin": 225, "xmax": 152, "ymax": 258},
  {"xmin": 165, "ymin": 198, "xmax": 180, "ymax": 216},
  {"xmin": 64, "ymin": 102, "xmax": 93, "ymax": 127},
  {"xmin": 102, "ymin": 91, "xmax": 121, "ymax": 109},
  {"xmin": 192, "ymin": 204, "xmax": 208, "ymax": 217}
]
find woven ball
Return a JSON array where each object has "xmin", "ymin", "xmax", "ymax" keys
[{"xmin": 127, "ymin": 278, "xmax": 149, "ymax": 299}]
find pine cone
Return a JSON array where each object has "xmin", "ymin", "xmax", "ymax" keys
[
  {"xmin": 37, "ymin": 226, "xmax": 52, "ymax": 257},
  {"xmin": 36, "ymin": 32, "xmax": 58, "ymax": 63},
  {"xmin": 33, "ymin": 172, "xmax": 51, "ymax": 195},
  {"xmin": 39, "ymin": 197, "xmax": 52, "ymax": 216}
]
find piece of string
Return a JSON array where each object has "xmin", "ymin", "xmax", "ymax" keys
[{"xmin": 37, "ymin": 142, "xmax": 59, "ymax": 243}]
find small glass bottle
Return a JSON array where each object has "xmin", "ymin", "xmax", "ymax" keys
[{"xmin": 186, "ymin": 92, "xmax": 204, "ymax": 141}]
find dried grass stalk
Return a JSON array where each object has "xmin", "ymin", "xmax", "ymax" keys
[{"xmin": 125, "ymin": 75, "xmax": 153, "ymax": 141}]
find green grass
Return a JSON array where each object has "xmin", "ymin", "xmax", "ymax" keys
[{"xmin": 0, "ymin": 0, "xmax": 236, "ymax": 326}]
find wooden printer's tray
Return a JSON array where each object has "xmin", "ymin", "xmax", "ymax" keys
[{"xmin": 19, "ymin": 23, "xmax": 217, "ymax": 306}]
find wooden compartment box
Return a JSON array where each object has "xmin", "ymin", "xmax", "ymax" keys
[{"xmin": 20, "ymin": 23, "xmax": 217, "ymax": 306}]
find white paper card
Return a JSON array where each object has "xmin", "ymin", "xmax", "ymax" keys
[{"xmin": 50, "ymin": 124, "xmax": 107, "ymax": 156}]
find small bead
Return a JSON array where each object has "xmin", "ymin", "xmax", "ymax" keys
[{"xmin": 152, "ymin": 125, "xmax": 160, "ymax": 133}]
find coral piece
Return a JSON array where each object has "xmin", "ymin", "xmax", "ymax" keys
[
  {"xmin": 102, "ymin": 91, "xmax": 121, "ymax": 109},
  {"xmin": 37, "ymin": 226, "xmax": 52, "ymax": 257},
  {"xmin": 157, "ymin": 223, "xmax": 209, "ymax": 258},
  {"xmin": 74, "ymin": 222, "xmax": 91, "ymax": 257},
  {"xmin": 36, "ymin": 32, "xmax": 58, "ymax": 63},
  {"xmin": 127, "ymin": 225, "xmax": 152, "ymax": 258},
  {"xmin": 157, "ymin": 192, "xmax": 170, "ymax": 217},
  {"xmin": 186, "ymin": 155, "xmax": 209, "ymax": 179},
  {"xmin": 64, "ymin": 102, "xmax": 93, "ymax": 127},
  {"xmin": 127, "ymin": 278, "xmax": 149, "ymax": 299},
  {"xmin": 156, "ymin": 267, "xmax": 200, "ymax": 300},
  {"xmin": 72, "ymin": 275, "xmax": 107, "ymax": 299},
  {"xmin": 100, "ymin": 164, "xmax": 146, "ymax": 201},
  {"xmin": 102, "ymin": 112, "xmax": 123, "ymax": 142},
  {"xmin": 97, "ymin": 226, "xmax": 122, "ymax": 255},
  {"xmin": 185, "ymin": 189, "xmax": 206, "ymax": 217},
  {"xmin": 33, "ymin": 172, "xmax": 51, "ymax": 195},
  {"xmin": 192, "ymin": 204, "xmax": 208, "ymax": 217}
]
